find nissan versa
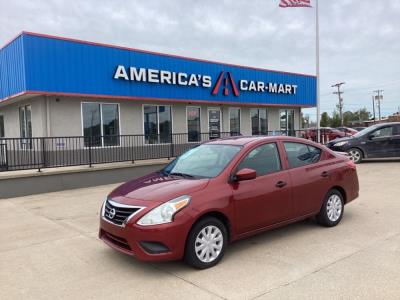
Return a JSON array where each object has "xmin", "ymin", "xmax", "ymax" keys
[{"xmin": 99, "ymin": 136, "xmax": 359, "ymax": 269}]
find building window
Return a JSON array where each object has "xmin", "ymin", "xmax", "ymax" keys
[
  {"xmin": 144, "ymin": 105, "xmax": 172, "ymax": 144},
  {"xmin": 187, "ymin": 107, "xmax": 201, "ymax": 142},
  {"xmin": 280, "ymin": 109, "xmax": 295, "ymax": 135},
  {"xmin": 0, "ymin": 115, "xmax": 4, "ymax": 138},
  {"xmin": 250, "ymin": 108, "xmax": 268, "ymax": 135},
  {"xmin": 82, "ymin": 102, "xmax": 120, "ymax": 147},
  {"xmin": 19, "ymin": 105, "xmax": 32, "ymax": 148},
  {"xmin": 229, "ymin": 108, "xmax": 241, "ymax": 135}
]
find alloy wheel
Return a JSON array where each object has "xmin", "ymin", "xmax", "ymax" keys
[{"xmin": 348, "ymin": 149, "xmax": 361, "ymax": 163}]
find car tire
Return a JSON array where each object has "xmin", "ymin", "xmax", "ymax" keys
[
  {"xmin": 317, "ymin": 189, "xmax": 344, "ymax": 227},
  {"xmin": 347, "ymin": 148, "xmax": 363, "ymax": 164},
  {"xmin": 184, "ymin": 217, "xmax": 227, "ymax": 269}
]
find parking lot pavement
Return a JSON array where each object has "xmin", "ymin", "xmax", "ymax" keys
[{"xmin": 1, "ymin": 162, "xmax": 400, "ymax": 300}]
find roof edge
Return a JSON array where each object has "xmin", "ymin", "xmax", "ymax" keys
[{"xmin": 0, "ymin": 90, "xmax": 316, "ymax": 108}]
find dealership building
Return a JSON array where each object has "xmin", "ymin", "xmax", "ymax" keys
[{"xmin": 0, "ymin": 32, "xmax": 316, "ymax": 146}]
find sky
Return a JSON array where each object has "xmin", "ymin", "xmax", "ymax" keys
[{"xmin": 1, "ymin": 0, "xmax": 399, "ymax": 121}]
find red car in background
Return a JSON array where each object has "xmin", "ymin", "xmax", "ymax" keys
[
  {"xmin": 99, "ymin": 136, "xmax": 359, "ymax": 269},
  {"xmin": 336, "ymin": 127, "xmax": 358, "ymax": 136},
  {"xmin": 303, "ymin": 127, "xmax": 346, "ymax": 143}
]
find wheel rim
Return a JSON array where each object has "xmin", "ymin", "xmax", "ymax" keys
[
  {"xmin": 326, "ymin": 194, "xmax": 343, "ymax": 222},
  {"xmin": 195, "ymin": 225, "xmax": 223, "ymax": 263},
  {"xmin": 348, "ymin": 150, "xmax": 361, "ymax": 162}
]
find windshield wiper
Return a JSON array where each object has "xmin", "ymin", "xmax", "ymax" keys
[{"xmin": 169, "ymin": 172, "xmax": 195, "ymax": 179}]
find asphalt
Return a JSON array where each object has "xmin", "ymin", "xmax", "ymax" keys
[{"xmin": 1, "ymin": 160, "xmax": 400, "ymax": 300}]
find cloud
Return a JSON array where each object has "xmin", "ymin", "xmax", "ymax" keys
[{"xmin": 1, "ymin": 0, "xmax": 399, "ymax": 118}]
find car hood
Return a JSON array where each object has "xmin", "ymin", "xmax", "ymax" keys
[
  {"xmin": 329, "ymin": 136, "xmax": 355, "ymax": 145},
  {"xmin": 108, "ymin": 172, "xmax": 210, "ymax": 204}
]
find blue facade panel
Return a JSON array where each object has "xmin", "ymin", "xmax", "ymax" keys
[
  {"xmin": 0, "ymin": 35, "xmax": 26, "ymax": 100},
  {"xmin": 1, "ymin": 33, "xmax": 316, "ymax": 107}
]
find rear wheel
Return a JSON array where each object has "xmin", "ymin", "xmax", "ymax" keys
[
  {"xmin": 184, "ymin": 217, "xmax": 227, "ymax": 269},
  {"xmin": 347, "ymin": 148, "xmax": 363, "ymax": 164},
  {"xmin": 317, "ymin": 189, "xmax": 344, "ymax": 227}
]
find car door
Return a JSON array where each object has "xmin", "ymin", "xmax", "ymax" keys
[
  {"xmin": 231, "ymin": 142, "xmax": 292, "ymax": 234},
  {"xmin": 364, "ymin": 126, "xmax": 394, "ymax": 157},
  {"xmin": 391, "ymin": 125, "xmax": 400, "ymax": 157},
  {"xmin": 283, "ymin": 141, "xmax": 331, "ymax": 217}
]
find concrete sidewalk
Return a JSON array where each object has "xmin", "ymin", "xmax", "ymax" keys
[{"xmin": 1, "ymin": 162, "xmax": 399, "ymax": 299}]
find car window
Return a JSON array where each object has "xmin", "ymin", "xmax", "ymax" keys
[
  {"xmin": 163, "ymin": 144, "xmax": 241, "ymax": 178},
  {"xmin": 237, "ymin": 143, "xmax": 281, "ymax": 176},
  {"xmin": 394, "ymin": 125, "xmax": 400, "ymax": 135},
  {"xmin": 284, "ymin": 142, "xmax": 322, "ymax": 168},
  {"xmin": 372, "ymin": 126, "xmax": 393, "ymax": 138}
]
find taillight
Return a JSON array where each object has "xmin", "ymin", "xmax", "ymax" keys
[{"xmin": 346, "ymin": 160, "xmax": 356, "ymax": 170}]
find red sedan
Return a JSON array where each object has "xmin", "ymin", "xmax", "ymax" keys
[
  {"xmin": 303, "ymin": 127, "xmax": 346, "ymax": 142},
  {"xmin": 99, "ymin": 136, "xmax": 359, "ymax": 269}
]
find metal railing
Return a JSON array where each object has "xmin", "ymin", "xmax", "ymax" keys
[{"xmin": 0, "ymin": 129, "xmax": 332, "ymax": 172}]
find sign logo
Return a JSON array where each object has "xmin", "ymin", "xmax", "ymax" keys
[
  {"xmin": 108, "ymin": 208, "xmax": 116, "ymax": 219},
  {"xmin": 211, "ymin": 72, "xmax": 239, "ymax": 97},
  {"xmin": 113, "ymin": 65, "xmax": 298, "ymax": 96}
]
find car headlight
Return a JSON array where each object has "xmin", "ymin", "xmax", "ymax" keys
[
  {"xmin": 334, "ymin": 141, "xmax": 348, "ymax": 147},
  {"xmin": 137, "ymin": 195, "xmax": 191, "ymax": 226}
]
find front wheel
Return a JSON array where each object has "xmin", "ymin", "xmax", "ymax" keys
[
  {"xmin": 184, "ymin": 217, "xmax": 227, "ymax": 269},
  {"xmin": 317, "ymin": 189, "xmax": 344, "ymax": 227},
  {"xmin": 347, "ymin": 148, "xmax": 363, "ymax": 164}
]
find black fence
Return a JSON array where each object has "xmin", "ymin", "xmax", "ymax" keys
[{"xmin": 0, "ymin": 130, "xmax": 331, "ymax": 172}]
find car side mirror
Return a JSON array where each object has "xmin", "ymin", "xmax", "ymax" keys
[
  {"xmin": 368, "ymin": 134, "xmax": 375, "ymax": 140},
  {"xmin": 235, "ymin": 168, "xmax": 257, "ymax": 181}
]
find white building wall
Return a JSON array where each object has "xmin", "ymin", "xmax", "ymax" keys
[{"xmin": 0, "ymin": 95, "xmax": 302, "ymax": 138}]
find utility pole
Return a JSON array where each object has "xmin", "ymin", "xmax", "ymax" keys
[
  {"xmin": 332, "ymin": 82, "xmax": 345, "ymax": 126},
  {"xmin": 372, "ymin": 96, "xmax": 376, "ymax": 124},
  {"xmin": 373, "ymin": 90, "xmax": 383, "ymax": 121}
]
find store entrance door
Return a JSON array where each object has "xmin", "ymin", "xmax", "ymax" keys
[{"xmin": 208, "ymin": 108, "xmax": 221, "ymax": 139}]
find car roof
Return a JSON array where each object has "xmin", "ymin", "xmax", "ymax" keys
[
  {"xmin": 377, "ymin": 122, "xmax": 400, "ymax": 126},
  {"xmin": 204, "ymin": 135, "xmax": 317, "ymax": 146}
]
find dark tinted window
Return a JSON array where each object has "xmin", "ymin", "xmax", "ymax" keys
[
  {"xmin": 284, "ymin": 142, "xmax": 321, "ymax": 168},
  {"xmin": 82, "ymin": 103, "xmax": 101, "ymax": 147},
  {"xmin": 187, "ymin": 107, "xmax": 201, "ymax": 142},
  {"xmin": 250, "ymin": 108, "xmax": 268, "ymax": 135},
  {"xmin": 237, "ymin": 143, "xmax": 281, "ymax": 176},
  {"xmin": 82, "ymin": 103, "xmax": 120, "ymax": 147},
  {"xmin": 102, "ymin": 104, "xmax": 120, "ymax": 146},
  {"xmin": 0, "ymin": 115, "xmax": 4, "ymax": 138},
  {"xmin": 144, "ymin": 105, "xmax": 172, "ymax": 144},
  {"xmin": 394, "ymin": 125, "xmax": 400, "ymax": 135},
  {"xmin": 371, "ymin": 126, "xmax": 393, "ymax": 138},
  {"xmin": 229, "ymin": 108, "xmax": 240, "ymax": 134}
]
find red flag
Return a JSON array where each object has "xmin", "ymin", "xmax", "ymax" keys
[{"xmin": 279, "ymin": 0, "xmax": 312, "ymax": 8}]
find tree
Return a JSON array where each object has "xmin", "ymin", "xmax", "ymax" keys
[
  {"xmin": 330, "ymin": 110, "xmax": 342, "ymax": 128},
  {"xmin": 320, "ymin": 112, "xmax": 330, "ymax": 127}
]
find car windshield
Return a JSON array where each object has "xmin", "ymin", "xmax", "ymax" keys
[
  {"xmin": 354, "ymin": 125, "xmax": 380, "ymax": 138},
  {"xmin": 162, "ymin": 144, "xmax": 242, "ymax": 178}
]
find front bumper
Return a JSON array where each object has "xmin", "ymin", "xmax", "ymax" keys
[
  {"xmin": 99, "ymin": 213, "xmax": 192, "ymax": 262},
  {"xmin": 327, "ymin": 144, "xmax": 349, "ymax": 152}
]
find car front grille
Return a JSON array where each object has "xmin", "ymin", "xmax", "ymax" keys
[
  {"xmin": 103, "ymin": 199, "xmax": 144, "ymax": 226},
  {"xmin": 102, "ymin": 231, "xmax": 132, "ymax": 252}
]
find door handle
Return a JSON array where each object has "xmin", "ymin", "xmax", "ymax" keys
[
  {"xmin": 321, "ymin": 171, "xmax": 329, "ymax": 177},
  {"xmin": 275, "ymin": 181, "xmax": 287, "ymax": 188}
]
